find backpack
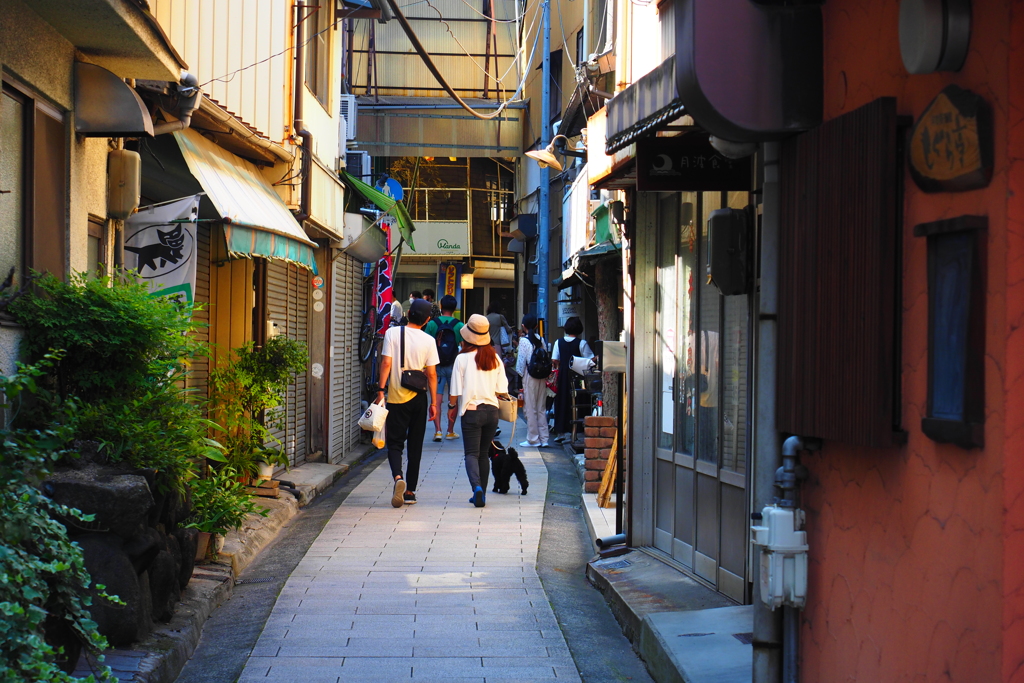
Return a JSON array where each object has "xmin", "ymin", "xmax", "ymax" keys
[
  {"xmin": 435, "ymin": 318, "xmax": 460, "ymax": 366},
  {"xmin": 527, "ymin": 336, "xmax": 552, "ymax": 379}
]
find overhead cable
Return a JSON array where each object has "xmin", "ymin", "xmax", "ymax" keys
[{"xmin": 383, "ymin": 0, "xmax": 541, "ymax": 120}]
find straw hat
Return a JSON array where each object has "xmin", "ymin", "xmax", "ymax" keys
[{"xmin": 461, "ymin": 314, "xmax": 492, "ymax": 346}]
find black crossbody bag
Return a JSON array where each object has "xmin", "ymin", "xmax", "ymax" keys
[{"xmin": 399, "ymin": 326, "xmax": 430, "ymax": 393}]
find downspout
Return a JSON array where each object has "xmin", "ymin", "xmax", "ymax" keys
[{"xmin": 293, "ymin": 1, "xmax": 314, "ymax": 224}]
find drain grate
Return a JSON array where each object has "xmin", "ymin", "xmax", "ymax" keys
[
  {"xmin": 236, "ymin": 577, "xmax": 277, "ymax": 585},
  {"xmin": 549, "ymin": 502, "xmax": 580, "ymax": 509},
  {"xmin": 600, "ymin": 559, "xmax": 632, "ymax": 570},
  {"xmin": 733, "ymin": 632, "xmax": 754, "ymax": 645}
]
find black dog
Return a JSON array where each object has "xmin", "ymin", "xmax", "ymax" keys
[{"xmin": 489, "ymin": 440, "xmax": 528, "ymax": 495}]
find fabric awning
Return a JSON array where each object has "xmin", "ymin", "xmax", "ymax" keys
[
  {"xmin": 605, "ymin": 56, "xmax": 687, "ymax": 154},
  {"xmin": 340, "ymin": 170, "xmax": 417, "ymax": 251},
  {"xmin": 173, "ymin": 129, "xmax": 318, "ymax": 273}
]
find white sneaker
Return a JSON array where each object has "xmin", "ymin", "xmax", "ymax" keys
[{"xmin": 519, "ymin": 441, "xmax": 540, "ymax": 448}]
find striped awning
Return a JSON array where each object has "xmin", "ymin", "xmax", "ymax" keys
[{"xmin": 173, "ymin": 129, "xmax": 318, "ymax": 272}]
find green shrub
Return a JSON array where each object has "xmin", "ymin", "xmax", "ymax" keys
[
  {"xmin": 0, "ymin": 356, "xmax": 116, "ymax": 683},
  {"xmin": 185, "ymin": 467, "xmax": 267, "ymax": 536},
  {"xmin": 71, "ymin": 374, "xmax": 224, "ymax": 493},
  {"xmin": 209, "ymin": 336, "xmax": 307, "ymax": 478},
  {"xmin": 9, "ymin": 273, "xmax": 199, "ymax": 403}
]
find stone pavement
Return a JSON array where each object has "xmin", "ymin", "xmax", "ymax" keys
[{"xmin": 238, "ymin": 422, "xmax": 581, "ymax": 682}]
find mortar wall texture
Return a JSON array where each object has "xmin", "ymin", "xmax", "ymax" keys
[
  {"xmin": 1, "ymin": 0, "xmax": 109, "ymax": 279},
  {"xmin": 800, "ymin": 1, "xmax": 1024, "ymax": 682}
]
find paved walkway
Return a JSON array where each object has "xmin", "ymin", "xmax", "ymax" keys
[{"xmin": 239, "ymin": 423, "xmax": 581, "ymax": 682}]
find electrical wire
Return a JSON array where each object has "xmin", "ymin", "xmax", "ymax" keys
[
  {"xmin": 453, "ymin": 0, "xmax": 526, "ymax": 23},
  {"xmin": 383, "ymin": 0, "xmax": 542, "ymax": 119},
  {"xmin": 199, "ymin": 4, "xmax": 359, "ymax": 88}
]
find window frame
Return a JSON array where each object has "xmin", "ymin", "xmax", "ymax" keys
[
  {"xmin": 2, "ymin": 78, "xmax": 69, "ymax": 284},
  {"xmin": 305, "ymin": 2, "xmax": 333, "ymax": 110}
]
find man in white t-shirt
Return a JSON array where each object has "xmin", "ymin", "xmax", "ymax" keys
[{"xmin": 376, "ymin": 299, "xmax": 439, "ymax": 507}]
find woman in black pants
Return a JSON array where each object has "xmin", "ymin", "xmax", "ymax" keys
[{"xmin": 448, "ymin": 314, "xmax": 509, "ymax": 507}]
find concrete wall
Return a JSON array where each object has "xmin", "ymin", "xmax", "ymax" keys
[{"xmin": 800, "ymin": 2, "xmax": 1024, "ymax": 681}]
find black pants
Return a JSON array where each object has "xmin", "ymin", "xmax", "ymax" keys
[
  {"xmin": 461, "ymin": 405, "xmax": 499, "ymax": 490},
  {"xmin": 385, "ymin": 391, "xmax": 428, "ymax": 490}
]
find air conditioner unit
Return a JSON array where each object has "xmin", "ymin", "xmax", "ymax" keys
[
  {"xmin": 346, "ymin": 150, "xmax": 372, "ymax": 184},
  {"xmin": 339, "ymin": 94, "xmax": 358, "ymax": 140}
]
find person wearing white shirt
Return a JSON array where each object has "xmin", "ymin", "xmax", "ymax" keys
[
  {"xmin": 551, "ymin": 316, "xmax": 594, "ymax": 443},
  {"xmin": 376, "ymin": 299, "xmax": 439, "ymax": 507},
  {"xmin": 515, "ymin": 314, "xmax": 550, "ymax": 448},
  {"xmin": 448, "ymin": 314, "xmax": 509, "ymax": 508}
]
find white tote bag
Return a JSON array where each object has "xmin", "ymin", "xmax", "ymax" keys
[{"xmin": 358, "ymin": 399, "xmax": 389, "ymax": 432}]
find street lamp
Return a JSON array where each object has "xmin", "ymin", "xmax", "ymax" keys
[{"xmin": 525, "ymin": 134, "xmax": 586, "ymax": 173}]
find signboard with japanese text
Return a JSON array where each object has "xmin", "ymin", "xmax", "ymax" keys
[
  {"xmin": 909, "ymin": 85, "xmax": 993, "ymax": 193},
  {"xmin": 437, "ymin": 262, "xmax": 464, "ymax": 314},
  {"xmin": 636, "ymin": 134, "xmax": 751, "ymax": 192}
]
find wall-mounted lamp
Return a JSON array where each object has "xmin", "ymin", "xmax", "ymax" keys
[
  {"xmin": 461, "ymin": 272, "xmax": 475, "ymax": 289},
  {"xmin": 525, "ymin": 134, "xmax": 586, "ymax": 173}
]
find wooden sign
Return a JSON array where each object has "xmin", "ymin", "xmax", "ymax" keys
[
  {"xmin": 909, "ymin": 85, "xmax": 993, "ymax": 193},
  {"xmin": 636, "ymin": 134, "xmax": 751, "ymax": 192}
]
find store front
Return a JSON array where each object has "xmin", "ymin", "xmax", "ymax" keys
[{"xmin": 648, "ymin": 189, "xmax": 752, "ymax": 602}]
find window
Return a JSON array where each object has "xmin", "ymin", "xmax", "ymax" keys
[
  {"xmin": 0, "ymin": 82, "xmax": 68, "ymax": 286},
  {"xmin": 87, "ymin": 215, "xmax": 107, "ymax": 278},
  {"xmin": 576, "ymin": 29, "xmax": 586, "ymax": 68},
  {"xmin": 305, "ymin": 3, "xmax": 332, "ymax": 108}
]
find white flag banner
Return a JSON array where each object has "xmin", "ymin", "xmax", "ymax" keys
[{"xmin": 124, "ymin": 196, "xmax": 201, "ymax": 303}]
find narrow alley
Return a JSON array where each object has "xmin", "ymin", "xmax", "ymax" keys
[{"xmin": 176, "ymin": 421, "xmax": 652, "ymax": 683}]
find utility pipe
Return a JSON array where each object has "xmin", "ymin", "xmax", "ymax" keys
[
  {"xmin": 536, "ymin": 0, "xmax": 552, "ymax": 336},
  {"xmin": 752, "ymin": 141, "xmax": 782, "ymax": 683},
  {"xmin": 293, "ymin": 1, "xmax": 314, "ymax": 224}
]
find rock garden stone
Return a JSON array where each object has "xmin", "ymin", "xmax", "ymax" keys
[
  {"xmin": 74, "ymin": 534, "xmax": 143, "ymax": 647},
  {"xmin": 42, "ymin": 468, "xmax": 154, "ymax": 538}
]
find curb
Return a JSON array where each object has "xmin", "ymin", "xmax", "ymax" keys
[{"xmin": 73, "ymin": 442, "xmax": 380, "ymax": 683}]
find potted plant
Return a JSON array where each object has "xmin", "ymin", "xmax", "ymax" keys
[
  {"xmin": 185, "ymin": 468, "xmax": 266, "ymax": 560},
  {"xmin": 208, "ymin": 336, "xmax": 307, "ymax": 482}
]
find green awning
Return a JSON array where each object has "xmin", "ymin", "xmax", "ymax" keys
[
  {"xmin": 223, "ymin": 224, "xmax": 318, "ymax": 274},
  {"xmin": 340, "ymin": 170, "xmax": 417, "ymax": 251}
]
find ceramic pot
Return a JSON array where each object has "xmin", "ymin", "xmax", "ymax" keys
[
  {"xmin": 256, "ymin": 461, "xmax": 275, "ymax": 482},
  {"xmin": 194, "ymin": 531, "xmax": 211, "ymax": 561}
]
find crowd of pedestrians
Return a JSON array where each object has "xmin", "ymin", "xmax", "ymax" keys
[{"xmin": 375, "ymin": 295, "xmax": 593, "ymax": 508}]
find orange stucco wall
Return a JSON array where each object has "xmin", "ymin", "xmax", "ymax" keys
[{"xmin": 800, "ymin": 1, "xmax": 1024, "ymax": 681}]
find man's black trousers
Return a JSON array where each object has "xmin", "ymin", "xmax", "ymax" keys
[{"xmin": 385, "ymin": 391, "xmax": 428, "ymax": 490}]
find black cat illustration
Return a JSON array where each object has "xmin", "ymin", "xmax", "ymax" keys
[{"xmin": 125, "ymin": 224, "xmax": 185, "ymax": 273}]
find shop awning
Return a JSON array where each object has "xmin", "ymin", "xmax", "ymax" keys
[
  {"xmin": 340, "ymin": 170, "xmax": 417, "ymax": 251},
  {"xmin": 173, "ymin": 129, "xmax": 318, "ymax": 273},
  {"xmin": 605, "ymin": 56, "xmax": 688, "ymax": 154}
]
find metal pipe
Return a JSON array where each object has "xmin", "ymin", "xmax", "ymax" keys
[
  {"xmin": 360, "ymin": 104, "xmax": 529, "ymax": 110},
  {"xmin": 595, "ymin": 533, "xmax": 626, "ymax": 549},
  {"xmin": 536, "ymin": 0, "xmax": 552, "ymax": 336},
  {"xmin": 752, "ymin": 141, "xmax": 782, "ymax": 683},
  {"xmin": 293, "ymin": 1, "xmax": 314, "ymax": 224},
  {"xmin": 783, "ymin": 606, "xmax": 799, "ymax": 683}
]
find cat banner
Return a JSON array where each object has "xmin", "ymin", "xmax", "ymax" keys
[{"xmin": 125, "ymin": 195, "xmax": 201, "ymax": 304}]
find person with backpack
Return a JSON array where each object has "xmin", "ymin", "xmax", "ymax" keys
[
  {"xmin": 514, "ymin": 314, "xmax": 551, "ymax": 448},
  {"xmin": 551, "ymin": 316, "xmax": 594, "ymax": 443},
  {"xmin": 424, "ymin": 294, "xmax": 464, "ymax": 442}
]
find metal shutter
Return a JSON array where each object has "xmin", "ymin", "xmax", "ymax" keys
[
  {"xmin": 329, "ymin": 253, "xmax": 364, "ymax": 463},
  {"xmin": 187, "ymin": 224, "xmax": 212, "ymax": 401},
  {"xmin": 266, "ymin": 260, "xmax": 310, "ymax": 466}
]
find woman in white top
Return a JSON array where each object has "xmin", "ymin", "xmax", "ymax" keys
[
  {"xmin": 448, "ymin": 314, "xmax": 509, "ymax": 508},
  {"xmin": 514, "ymin": 314, "xmax": 550, "ymax": 448}
]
